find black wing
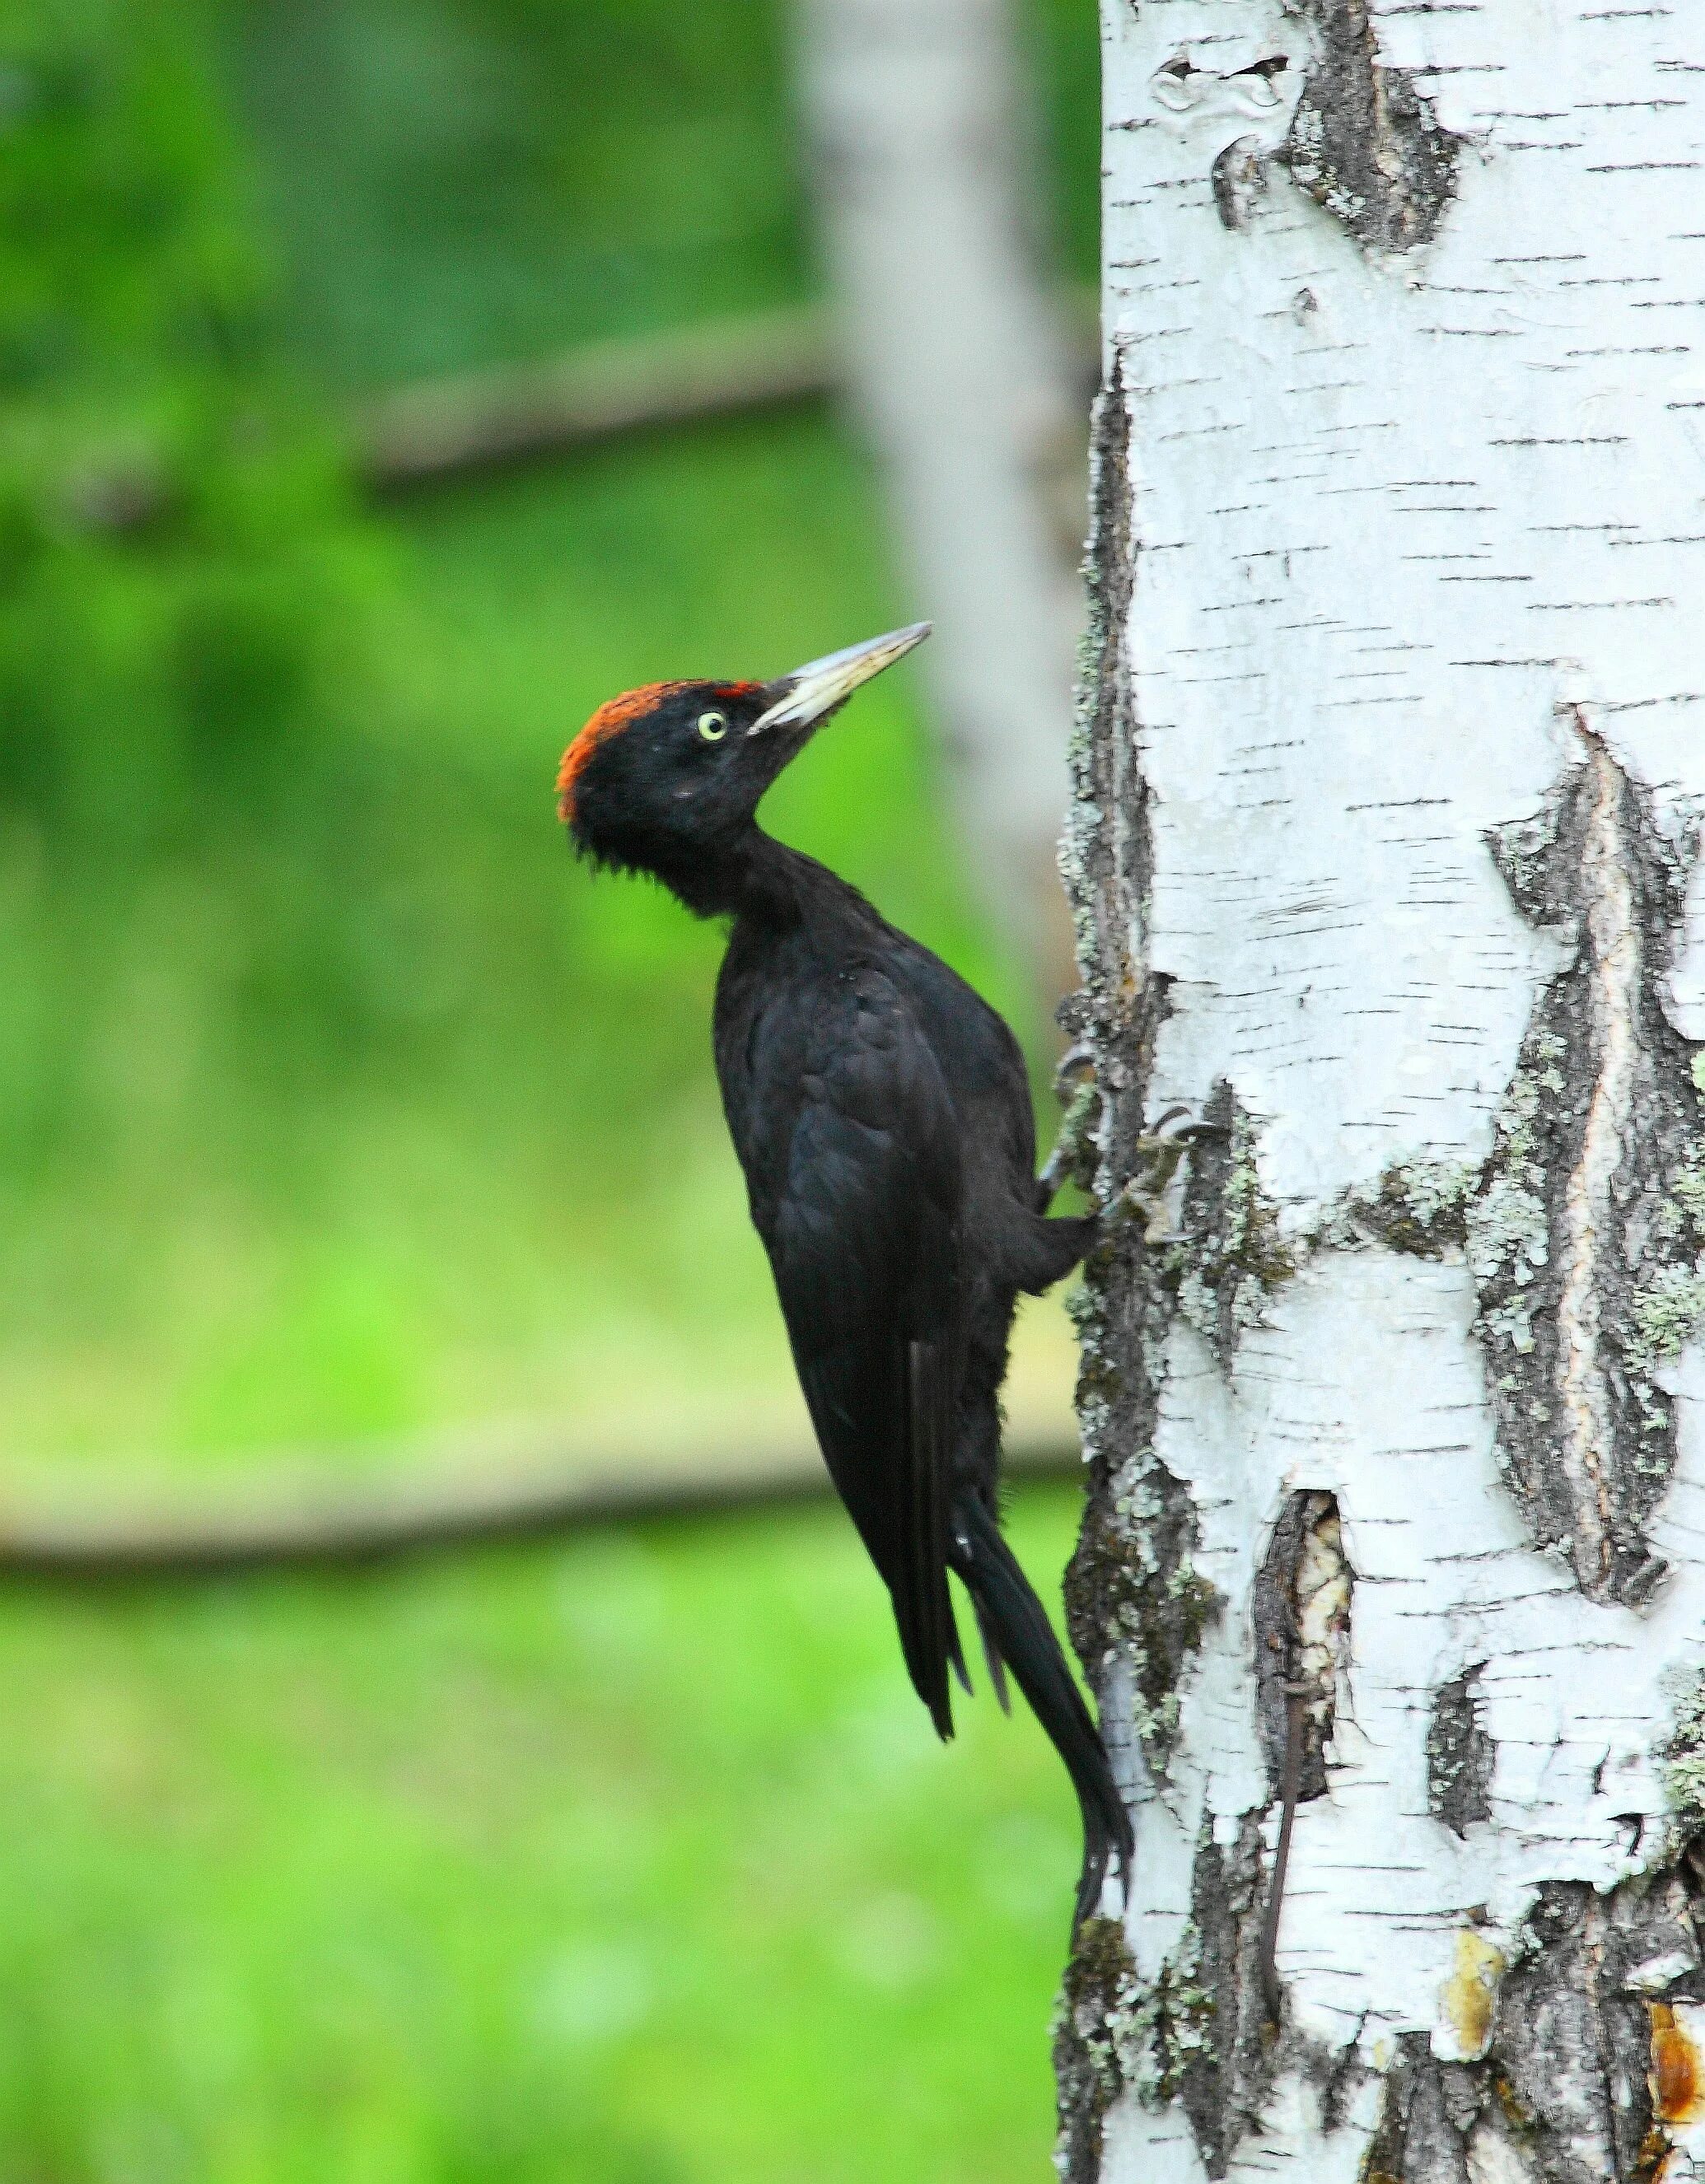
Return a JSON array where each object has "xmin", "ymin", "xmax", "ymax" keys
[{"xmin": 764, "ymin": 966, "xmax": 965, "ymax": 1738}]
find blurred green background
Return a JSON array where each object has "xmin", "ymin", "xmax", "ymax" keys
[{"xmin": 0, "ymin": 1, "xmax": 1100, "ymax": 2176}]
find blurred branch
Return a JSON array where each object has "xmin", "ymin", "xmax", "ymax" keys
[
  {"xmin": 0, "ymin": 1432, "xmax": 1079, "ymax": 1583},
  {"xmin": 71, "ymin": 298, "xmax": 1097, "ymax": 526},
  {"xmin": 357, "ymin": 307, "xmax": 836, "ymax": 488}
]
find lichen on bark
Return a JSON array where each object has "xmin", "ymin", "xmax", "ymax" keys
[
  {"xmin": 1053, "ymin": 1819, "xmax": 1274, "ymax": 2184},
  {"xmin": 1064, "ymin": 1079, "xmax": 1297, "ymax": 1776},
  {"xmin": 1663, "ymin": 1675, "xmax": 1705, "ymax": 1834},
  {"xmin": 1165, "ymin": 1080, "xmax": 1296, "ymax": 1365},
  {"xmin": 1316, "ymin": 1158, "xmax": 1475, "ymax": 1263},
  {"xmin": 1058, "ymin": 364, "xmax": 1225, "ymax": 1776},
  {"xmin": 1066, "ymin": 1435, "xmax": 1218, "ymax": 1776},
  {"xmin": 1053, "ymin": 1915, "xmax": 1144, "ymax": 2184}
]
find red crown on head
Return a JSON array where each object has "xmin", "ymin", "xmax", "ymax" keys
[{"xmin": 557, "ymin": 681, "xmax": 761, "ymax": 824}]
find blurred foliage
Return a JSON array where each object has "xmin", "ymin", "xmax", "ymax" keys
[
  {"xmin": 0, "ymin": 0, "xmax": 457, "ymax": 1457},
  {"xmin": 0, "ymin": 0, "xmax": 390, "ymax": 1137},
  {"xmin": 0, "ymin": 0, "xmax": 1082, "ymax": 1461},
  {"xmin": 236, "ymin": 0, "xmax": 1098, "ymax": 389},
  {"xmin": 238, "ymin": 0, "xmax": 807, "ymax": 385}
]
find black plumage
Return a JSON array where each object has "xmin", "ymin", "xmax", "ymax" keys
[{"xmin": 558, "ymin": 624, "xmax": 1133, "ymax": 1925}]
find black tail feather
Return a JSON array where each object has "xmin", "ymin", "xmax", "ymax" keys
[
  {"xmin": 904, "ymin": 1341, "xmax": 960, "ymax": 1738},
  {"xmin": 971, "ymin": 1595, "xmax": 1011, "ymax": 1715},
  {"xmin": 948, "ymin": 1496, "xmax": 1133, "ymax": 1928}
]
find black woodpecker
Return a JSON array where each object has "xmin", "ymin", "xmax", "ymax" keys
[{"xmin": 558, "ymin": 623, "xmax": 1132, "ymax": 1926}]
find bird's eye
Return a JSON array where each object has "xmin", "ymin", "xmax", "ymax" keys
[{"xmin": 697, "ymin": 711, "xmax": 728, "ymax": 743}]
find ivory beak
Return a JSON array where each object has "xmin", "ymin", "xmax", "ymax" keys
[{"xmin": 748, "ymin": 622, "xmax": 932, "ymax": 735}]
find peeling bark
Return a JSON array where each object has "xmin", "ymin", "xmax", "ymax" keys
[
  {"xmin": 1469, "ymin": 735, "xmax": 1705, "ymax": 1606},
  {"xmin": 1357, "ymin": 1862, "xmax": 1705, "ymax": 2184},
  {"xmin": 1063, "ymin": 0, "xmax": 1705, "ymax": 2175},
  {"xmin": 1254, "ymin": 1491, "xmax": 1351, "ymax": 1808}
]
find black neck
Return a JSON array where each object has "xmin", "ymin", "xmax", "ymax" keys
[{"xmin": 650, "ymin": 826, "xmax": 820, "ymax": 926}]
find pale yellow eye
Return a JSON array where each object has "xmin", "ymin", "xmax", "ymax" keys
[{"xmin": 697, "ymin": 711, "xmax": 728, "ymax": 743}]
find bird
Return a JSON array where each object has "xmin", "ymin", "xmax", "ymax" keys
[{"xmin": 557, "ymin": 622, "xmax": 1133, "ymax": 1927}]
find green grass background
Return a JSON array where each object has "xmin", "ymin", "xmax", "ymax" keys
[
  {"xmin": 0, "ymin": 1491, "xmax": 1089, "ymax": 2184},
  {"xmin": 0, "ymin": 0, "xmax": 1102, "ymax": 2173}
]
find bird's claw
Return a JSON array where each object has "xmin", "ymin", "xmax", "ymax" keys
[
  {"xmin": 1051, "ymin": 1091, "xmax": 1225, "ymax": 1230},
  {"xmin": 1052, "ymin": 1038, "xmax": 1095, "ymax": 1104},
  {"xmin": 1132, "ymin": 1106, "xmax": 1227, "ymax": 1178},
  {"xmin": 1145, "ymin": 1105, "xmax": 1230, "ymax": 1148}
]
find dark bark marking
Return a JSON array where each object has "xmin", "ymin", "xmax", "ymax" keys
[
  {"xmin": 1427, "ymin": 1667, "xmax": 1494, "ymax": 1838},
  {"xmin": 1359, "ymin": 2036, "xmax": 1475, "ymax": 2184},
  {"xmin": 1053, "ymin": 1828, "xmax": 1245, "ymax": 2182},
  {"xmin": 1057, "ymin": 362, "xmax": 1226, "ymax": 2172},
  {"xmin": 1259, "ymin": 1680, "xmax": 1306, "ymax": 2027},
  {"xmin": 1281, "ymin": 0, "xmax": 1461, "ymax": 254},
  {"xmin": 1054, "ymin": 1916, "xmax": 1142, "ymax": 2184},
  {"xmin": 1063, "ymin": 357, "xmax": 1149, "ymax": 1044},
  {"xmin": 1059, "ymin": 365, "xmax": 1220, "ymax": 1785},
  {"xmin": 1054, "ymin": 1817, "xmax": 1277, "ymax": 2182},
  {"xmin": 1177, "ymin": 1816, "xmax": 1274, "ymax": 2177}
]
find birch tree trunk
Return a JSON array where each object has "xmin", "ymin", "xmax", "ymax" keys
[{"xmin": 1056, "ymin": 5, "xmax": 1705, "ymax": 2178}]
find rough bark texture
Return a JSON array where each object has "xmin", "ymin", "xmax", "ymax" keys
[{"xmin": 1058, "ymin": 1, "xmax": 1705, "ymax": 2177}]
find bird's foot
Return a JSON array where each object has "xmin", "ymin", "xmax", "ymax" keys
[
  {"xmin": 1104, "ymin": 1178, "xmax": 1206, "ymax": 1248},
  {"xmin": 1103, "ymin": 1105, "xmax": 1227, "ymax": 1244}
]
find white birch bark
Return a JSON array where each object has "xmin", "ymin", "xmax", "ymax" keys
[
  {"xmin": 796, "ymin": 0, "xmax": 1086, "ymax": 992},
  {"xmin": 1056, "ymin": 4, "xmax": 1705, "ymax": 2179}
]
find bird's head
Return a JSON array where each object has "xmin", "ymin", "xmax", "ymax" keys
[{"xmin": 558, "ymin": 623, "xmax": 930, "ymax": 891}]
